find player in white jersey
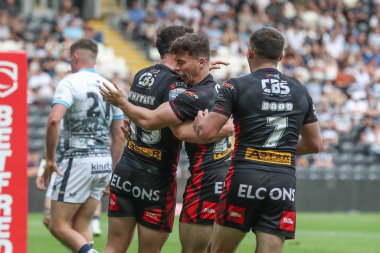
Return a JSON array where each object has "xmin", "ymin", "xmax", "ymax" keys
[{"xmin": 42, "ymin": 39, "xmax": 125, "ymax": 253}]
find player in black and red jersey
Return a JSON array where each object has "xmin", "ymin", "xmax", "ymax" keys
[
  {"xmin": 103, "ymin": 25, "xmax": 193, "ymax": 253},
  {"xmin": 193, "ymin": 27, "xmax": 322, "ymax": 253},
  {"xmin": 101, "ymin": 33, "xmax": 233, "ymax": 253}
]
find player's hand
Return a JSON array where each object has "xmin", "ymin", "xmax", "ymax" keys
[
  {"xmin": 121, "ymin": 118, "xmax": 131, "ymax": 141},
  {"xmin": 193, "ymin": 109, "xmax": 208, "ymax": 135},
  {"xmin": 99, "ymin": 81, "xmax": 127, "ymax": 107},
  {"xmin": 104, "ymin": 184, "xmax": 110, "ymax": 196},
  {"xmin": 222, "ymin": 118, "xmax": 235, "ymax": 137},
  {"xmin": 209, "ymin": 59, "xmax": 229, "ymax": 70},
  {"xmin": 35, "ymin": 176, "xmax": 45, "ymax": 191},
  {"xmin": 42, "ymin": 159, "xmax": 63, "ymax": 190}
]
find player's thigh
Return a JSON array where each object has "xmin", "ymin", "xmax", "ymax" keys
[
  {"xmin": 255, "ymin": 231, "xmax": 284, "ymax": 253},
  {"xmin": 50, "ymin": 200, "xmax": 81, "ymax": 228},
  {"xmin": 104, "ymin": 216, "xmax": 137, "ymax": 253},
  {"xmin": 137, "ymin": 223, "xmax": 169, "ymax": 252},
  {"xmin": 72, "ymin": 197, "xmax": 100, "ymax": 229},
  {"xmin": 210, "ymin": 223, "xmax": 245, "ymax": 253},
  {"xmin": 179, "ymin": 222, "xmax": 213, "ymax": 253}
]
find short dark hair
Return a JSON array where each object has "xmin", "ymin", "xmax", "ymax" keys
[
  {"xmin": 69, "ymin": 38, "xmax": 98, "ymax": 57},
  {"xmin": 169, "ymin": 33, "xmax": 210, "ymax": 61},
  {"xmin": 156, "ymin": 25, "xmax": 194, "ymax": 57},
  {"xmin": 249, "ymin": 27, "xmax": 285, "ymax": 61}
]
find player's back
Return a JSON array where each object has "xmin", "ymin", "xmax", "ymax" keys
[
  {"xmin": 53, "ymin": 69, "xmax": 124, "ymax": 158},
  {"xmin": 122, "ymin": 64, "xmax": 187, "ymax": 176},
  {"xmin": 223, "ymin": 68, "xmax": 317, "ymax": 173}
]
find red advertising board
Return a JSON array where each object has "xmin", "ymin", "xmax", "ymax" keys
[{"xmin": 0, "ymin": 52, "xmax": 28, "ymax": 253}]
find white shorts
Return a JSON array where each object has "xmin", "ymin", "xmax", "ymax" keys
[
  {"xmin": 45, "ymin": 172, "xmax": 56, "ymax": 198},
  {"xmin": 51, "ymin": 156, "xmax": 112, "ymax": 203}
]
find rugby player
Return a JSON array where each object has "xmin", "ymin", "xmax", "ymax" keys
[
  {"xmin": 42, "ymin": 38, "xmax": 125, "ymax": 253},
  {"xmin": 193, "ymin": 27, "xmax": 322, "ymax": 253},
  {"xmin": 101, "ymin": 33, "xmax": 234, "ymax": 253}
]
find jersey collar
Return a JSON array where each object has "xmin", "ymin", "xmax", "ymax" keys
[{"xmin": 79, "ymin": 68, "xmax": 97, "ymax": 73}]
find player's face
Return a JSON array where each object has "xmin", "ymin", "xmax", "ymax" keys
[{"xmin": 174, "ymin": 52, "xmax": 200, "ymax": 86}]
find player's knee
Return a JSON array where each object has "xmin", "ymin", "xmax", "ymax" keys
[
  {"xmin": 42, "ymin": 217, "xmax": 50, "ymax": 228},
  {"xmin": 49, "ymin": 223, "xmax": 65, "ymax": 239}
]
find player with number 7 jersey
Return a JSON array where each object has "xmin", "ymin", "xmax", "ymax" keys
[{"xmin": 193, "ymin": 27, "xmax": 322, "ymax": 253}]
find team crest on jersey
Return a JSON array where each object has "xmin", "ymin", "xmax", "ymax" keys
[{"xmin": 138, "ymin": 72, "xmax": 155, "ymax": 88}]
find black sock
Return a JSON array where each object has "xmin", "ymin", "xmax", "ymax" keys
[{"xmin": 78, "ymin": 243, "xmax": 91, "ymax": 253}]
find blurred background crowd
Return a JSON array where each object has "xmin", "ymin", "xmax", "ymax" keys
[{"xmin": 1, "ymin": 0, "xmax": 380, "ymax": 180}]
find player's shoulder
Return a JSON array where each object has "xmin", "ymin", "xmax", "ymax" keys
[{"xmin": 134, "ymin": 64, "xmax": 181, "ymax": 88}]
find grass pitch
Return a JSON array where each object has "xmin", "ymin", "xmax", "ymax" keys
[{"xmin": 28, "ymin": 212, "xmax": 380, "ymax": 253}]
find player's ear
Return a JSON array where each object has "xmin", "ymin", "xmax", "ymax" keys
[
  {"xmin": 278, "ymin": 53, "xmax": 284, "ymax": 62},
  {"xmin": 199, "ymin": 57, "xmax": 206, "ymax": 68},
  {"xmin": 248, "ymin": 46, "xmax": 254, "ymax": 60}
]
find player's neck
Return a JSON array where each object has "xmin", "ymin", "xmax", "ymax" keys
[
  {"xmin": 72, "ymin": 63, "xmax": 95, "ymax": 73},
  {"xmin": 249, "ymin": 60, "xmax": 278, "ymax": 73},
  {"xmin": 190, "ymin": 69, "xmax": 209, "ymax": 87},
  {"xmin": 160, "ymin": 54, "xmax": 176, "ymax": 70}
]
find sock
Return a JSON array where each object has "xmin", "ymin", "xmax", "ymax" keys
[{"xmin": 78, "ymin": 244, "xmax": 91, "ymax": 253}]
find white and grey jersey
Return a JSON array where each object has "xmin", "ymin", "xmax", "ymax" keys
[{"xmin": 52, "ymin": 69, "xmax": 124, "ymax": 158}]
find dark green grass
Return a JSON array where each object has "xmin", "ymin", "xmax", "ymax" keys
[{"xmin": 28, "ymin": 212, "xmax": 380, "ymax": 253}]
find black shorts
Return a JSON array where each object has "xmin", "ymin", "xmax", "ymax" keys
[
  {"xmin": 108, "ymin": 161, "xmax": 176, "ymax": 232},
  {"xmin": 216, "ymin": 168, "xmax": 296, "ymax": 239},
  {"xmin": 180, "ymin": 165, "xmax": 228, "ymax": 225}
]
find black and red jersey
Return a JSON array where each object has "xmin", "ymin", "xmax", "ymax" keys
[
  {"xmin": 211, "ymin": 68, "xmax": 318, "ymax": 175},
  {"xmin": 122, "ymin": 64, "xmax": 187, "ymax": 177},
  {"xmin": 169, "ymin": 74, "xmax": 232, "ymax": 174}
]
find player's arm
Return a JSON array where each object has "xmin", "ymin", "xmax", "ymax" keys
[
  {"xmin": 171, "ymin": 118, "xmax": 234, "ymax": 143},
  {"xmin": 45, "ymin": 104, "xmax": 66, "ymax": 163},
  {"xmin": 296, "ymin": 122, "xmax": 322, "ymax": 155},
  {"xmin": 43, "ymin": 104, "xmax": 66, "ymax": 187},
  {"xmin": 193, "ymin": 109, "xmax": 230, "ymax": 143},
  {"xmin": 100, "ymin": 82, "xmax": 181, "ymax": 130},
  {"xmin": 110, "ymin": 118, "xmax": 126, "ymax": 169}
]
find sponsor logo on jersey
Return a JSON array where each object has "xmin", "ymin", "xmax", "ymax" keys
[
  {"xmin": 200, "ymin": 201, "xmax": 218, "ymax": 220},
  {"xmin": 226, "ymin": 205, "xmax": 245, "ymax": 224},
  {"xmin": 265, "ymin": 73, "xmax": 280, "ymax": 79},
  {"xmin": 109, "ymin": 193, "xmax": 120, "ymax": 211},
  {"xmin": 138, "ymin": 72, "xmax": 155, "ymax": 88},
  {"xmin": 244, "ymin": 148, "xmax": 292, "ymax": 165},
  {"xmin": 237, "ymin": 185, "xmax": 295, "ymax": 202},
  {"xmin": 110, "ymin": 174, "xmax": 160, "ymax": 201},
  {"xmin": 143, "ymin": 208, "xmax": 162, "ymax": 224},
  {"xmin": 128, "ymin": 140, "xmax": 162, "ymax": 160},
  {"xmin": 183, "ymin": 90, "xmax": 198, "ymax": 99},
  {"xmin": 261, "ymin": 78, "xmax": 290, "ymax": 96},
  {"xmin": 169, "ymin": 87, "xmax": 186, "ymax": 101},
  {"xmin": 215, "ymin": 181, "xmax": 225, "ymax": 194},
  {"xmin": 150, "ymin": 68, "xmax": 160, "ymax": 74},
  {"xmin": 222, "ymin": 82, "xmax": 234, "ymax": 89},
  {"xmin": 280, "ymin": 211, "xmax": 296, "ymax": 232},
  {"xmin": 261, "ymin": 101, "xmax": 293, "ymax": 111},
  {"xmin": 128, "ymin": 91, "xmax": 156, "ymax": 105},
  {"xmin": 91, "ymin": 162, "xmax": 112, "ymax": 174},
  {"xmin": 214, "ymin": 146, "xmax": 233, "ymax": 160}
]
